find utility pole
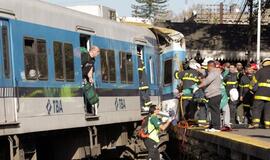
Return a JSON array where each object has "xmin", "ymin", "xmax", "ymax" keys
[
  {"xmin": 257, "ymin": 0, "xmax": 261, "ymax": 64},
  {"xmin": 220, "ymin": 2, "xmax": 224, "ymax": 24},
  {"xmin": 248, "ymin": 0, "xmax": 253, "ymax": 61}
]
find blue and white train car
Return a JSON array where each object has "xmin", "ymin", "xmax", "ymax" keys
[
  {"xmin": 157, "ymin": 29, "xmax": 186, "ymax": 118},
  {"xmin": 0, "ymin": 0, "xmax": 185, "ymax": 159}
]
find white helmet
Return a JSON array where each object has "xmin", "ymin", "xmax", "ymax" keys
[
  {"xmin": 189, "ymin": 59, "xmax": 199, "ymax": 70},
  {"xmin": 195, "ymin": 63, "xmax": 201, "ymax": 69},
  {"xmin": 202, "ymin": 57, "xmax": 214, "ymax": 66},
  {"xmin": 229, "ymin": 88, "xmax": 239, "ymax": 102}
]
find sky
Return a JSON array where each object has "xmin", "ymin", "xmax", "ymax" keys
[{"xmin": 44, "ymin": 0, "xmax": 232, "ymax": 17}]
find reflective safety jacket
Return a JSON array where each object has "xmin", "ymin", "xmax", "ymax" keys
[
  {"xmin": 175, "ymin": 69, "xmax": 202, "ymax": 100},
  {"xmin": 223, "ymin": 72, "xmax": 238, "ymax": 95},
  {"xmin": 239, "ymin": 74, "xmax": 253, "ymax": 97},
  {"xmin": 250, "ymin": 66, "xmax": 270, "ymax": 101},
  {"xmin": 148, "ymin": 115, "xmax": 160, "ymax": 143}
]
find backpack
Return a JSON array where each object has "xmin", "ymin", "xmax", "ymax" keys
[{"xmin": 137, "ymin": 115, "xmax": 155, "ymax": 139}]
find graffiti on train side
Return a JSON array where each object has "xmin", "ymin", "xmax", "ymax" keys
[
  {"xmin": 46, "ymin": 99, "xmax": 64, "ymax": 115},
  {"xmin": 115, "ymin": 98, "xmax": 126, "ymax": 110}
]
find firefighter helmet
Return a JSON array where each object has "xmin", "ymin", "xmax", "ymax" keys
[{"xmin": 262, "ymin": 58, "xmax": 270, "ymax": 67}]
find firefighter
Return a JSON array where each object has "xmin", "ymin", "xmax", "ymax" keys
[
  {"xmin": 174, "ymin": 60, "xmax": 203, "ymax": 122},
  {"xmin": 249, "ymin": 58, "xmax": 270, "ymax": 129},
  {"xmin": 239, "ymin": 64, "xmax": 255, "ymax": 124},
  {"xmin": 223, "ymin": 64, "xmax": 239, "ymax": 124},
  {"xmin": 137, "ymin": 49, "xmax": 152, "ymax": 111}
]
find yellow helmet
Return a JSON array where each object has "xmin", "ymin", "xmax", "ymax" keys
[{"xmin": 262, "ymin": 58, "xmax": 270, "ymax": 67}]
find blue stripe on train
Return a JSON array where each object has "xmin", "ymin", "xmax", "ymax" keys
[{"xmin": 1, "ymin": 19, "xmax": 160, "ymax": 95}]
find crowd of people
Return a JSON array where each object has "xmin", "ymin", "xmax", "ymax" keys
[{"xmin": 174, "ymin": 57, "xmax": 270, "ymax": 132}]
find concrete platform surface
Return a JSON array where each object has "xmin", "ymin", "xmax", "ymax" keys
[{"xmin": 232, "ymin": 128, "xmax": 270, "ymax": 142}]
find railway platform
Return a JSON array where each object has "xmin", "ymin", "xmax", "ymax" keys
[{"xmin": 172, "ymin": 127, "xmax": 270, "ymax": 160}]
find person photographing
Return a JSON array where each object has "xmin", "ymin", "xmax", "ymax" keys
[{"xmin": 144, "ymin": 105, "xmax": 174, "ymax": 160}]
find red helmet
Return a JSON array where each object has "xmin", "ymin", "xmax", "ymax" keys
[{"xmin": 250, "ymin": 63, "xmax": 258, "ymax": 70}]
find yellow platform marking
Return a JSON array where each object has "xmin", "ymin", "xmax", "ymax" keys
[{"xmin": 201, "ymin": 131, "xmax": 270, "ymax": 149}]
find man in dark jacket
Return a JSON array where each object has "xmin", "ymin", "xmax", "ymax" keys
[
  {"xmin": 82, "ymin": 46, "xmax": 100, "ymax": 115},
  {"xmin": 223, "ymin": 64, "xmax": 239, "ymax": 124},
  {"xmin": 174, "ymin": 60, "xmax": 202, "ymax": 121},
  {"xmin": 239, "ymin": 64, "xmax": 255, "ymax": 124},
  {"xmin": 82, "ymin": 46, "xmax": 100, "ymax": 83}
]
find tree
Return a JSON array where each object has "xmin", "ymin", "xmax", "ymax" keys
[{"xmin": 131, "ymin": 0, "xmax": 169, "ymax": 21}]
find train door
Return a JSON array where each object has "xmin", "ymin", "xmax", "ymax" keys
[
  {"xmin": 136, "ymin": 45, "xmax": 151, "ymax": 112},
  {"xmin": 0, "ymin": 19, "xmax": 17, "ymax": 124},
  {"xmin": 160, "ymin": 51, "xmax": 183, "ymax": 117}
]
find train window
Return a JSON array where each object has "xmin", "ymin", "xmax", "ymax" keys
[
  {"xmin": 120, "ymin": 52, "xmax": 133, "ymax": 83},
  {"xmin": 24, "ymin": 37, "xmax": 37, "ymax": 80},
  {"xmin": 24, "ymin": 37, "xmax": 49, "ymax": 80},
  {"xmin": 37, "ymin": 39, "xmax": 48, "ymax": 80},
  {"xmin": 164, "ymin": 59, "xmax": 172, "ymax": 85},
  {"xmin": 64, "ymin": 43, "xmax": 75, "ymax": 81},
  {"xmin": 80, "ymin": 34, "xmax": 90, "ymax": 51},
  {"xmin": 53, "ymin": 41, "xmax": 64, "ymax": 81},
  {"xmin": 100, "ymin": 49, "xmax": 116, "ymax": 83},
  {"xmin": 2, "ymin": 26, "xmax": 10, "ymax": 79},
  {"xmin": 149, "ymin": 56, "xmax": 154, "ymax": 84}
]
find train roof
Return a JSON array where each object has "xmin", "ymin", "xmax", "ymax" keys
[{"xmin": 0, "ymin": 0, "xmax": 157, "ymax": 46}]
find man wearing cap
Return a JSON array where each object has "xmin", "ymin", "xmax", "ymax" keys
[
  {"xmin": 239, "ymin": 64, "xmax": 255, "ymax": 124},
  {"xmin": 249, "ymin": 58, "xmax": 270, "ymax": 129},
  {"xmin": 174, "ymin": 59, "xmax": 203, "ymax": 121}
]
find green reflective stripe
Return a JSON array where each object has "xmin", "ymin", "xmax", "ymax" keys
[
  {"xmin": 202, "ymin": 66, "xmax": 207, "ymax": 69},
  {"xmin": 254, "ymin": 96, "xmax": 270, "ymax": 101},
  {"xmin": 223, "ymin": 82, "xmax": 226, "ymax": 86},
  {"xmin": 182, "ymin": 77, "xmax": 199, "ymax": 82},
  {"xmin": 253, "ymin": 119, "xmax": 260, "ymax": 123},
  {"xmin": 258, "ymin": 83, "xmax": 270, "ymax": 88},
  {"xmin": 265, "ymin": 121, "xmax": 270, "ymax": 125},
  {"xmin": 182, "ymin": 96, "xmax": 192, "ymax": 100},
  {"xmin": 175, "ymin": 72, "xmax": 179, "ymax": 79},
  {"xmin": 138, "ymin": 66, "xmax": 145, "ymax": 71},
  {"xmin": 243, "ymin": 104, "xmax": 251, "ymax": 107},
  {"xmin": 139, "ymin": 86, "xmax": 149, "ymax": 90},
  {"xmin": 239, "ymin": 84, "xmax": 250, "ymax": 88},
  {"xmin": 202, "ymin": 99, "xmax": 209, "ymax": 103},
  {"xmin": 226, "ymin": 81, "xmax": 237, "ymax": 85},
  {"xmin": 197, "ymin": 120, "xmax": 207, "ymax": 123},
  {"xmin": 145, "ymin": 101, "xmax": 152, "ymax": 106},
  {"xmin": 252, "ymin": 76, "xmax": 258, "ymax": 83}
]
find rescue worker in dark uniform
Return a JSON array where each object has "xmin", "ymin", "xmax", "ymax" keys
[
  {"xmin": 137, "ymin": 49, "xmax": 152, "ymax": 111},
  {"xmin": 174, "ymin": 60, "xmax": 203, "ymax": 121},
  {"xmin": 239, "ymin": 64, "xmax": 255, "ymax": 124},
  {"xmin": 223, "ymin": 64, "xmax": 239, "ymax": 124},
  {"xmin": 249, "ymin": 58, "xmax": 270, "ymax": 129}
]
